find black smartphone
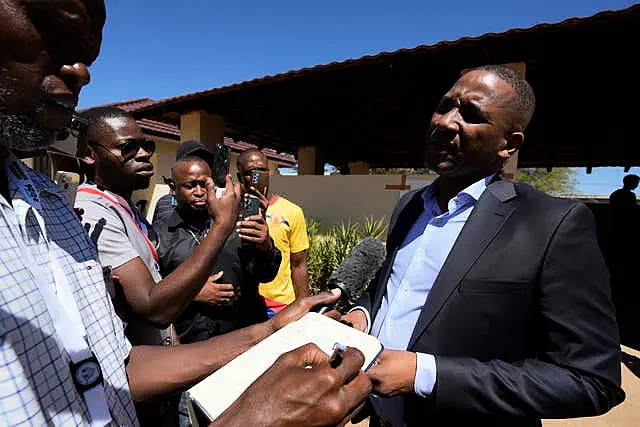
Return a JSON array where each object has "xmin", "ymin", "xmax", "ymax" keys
[
  {"xmin": 49, "ymin": 115, "xmax": 89, "ymax": 158},
  {"xmin": 211, "ymin": 143, "xmax": 231, "ymax": 188},
  {"xmin": 241, "ymin": 194, "xmax": 260, "ymax": 219},
  {"xmin": 249, "ymin": 170, "xmax": 269, "ymax": 196}
]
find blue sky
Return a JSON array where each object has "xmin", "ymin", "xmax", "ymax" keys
[{"xmin": 79, "ymin": 0, "xmax": 639, "ymax": 195}]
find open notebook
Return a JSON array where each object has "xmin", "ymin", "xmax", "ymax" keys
[{"xmin": 187, "ymin": 312, "xmax": 383, "ymax": 422}]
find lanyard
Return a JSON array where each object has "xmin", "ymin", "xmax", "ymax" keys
[
  {"xmin": 6, "ymin": 159, "xmax": 112, "ymax": 426},
  {"xmin": 78, "ymin": 185, "xmax": 158, "ymax": 262}
]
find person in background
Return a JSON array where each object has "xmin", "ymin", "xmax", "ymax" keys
[
  {"xmin": 237, "ymin": 149, "xmax": 311, "ymax": 317},
  {"xmin": 153, "ymin": 140, "xmax": 216, "ymax": 225},
  {"xmin": 155, "ymin": 144, "xmax": 281, "ymax": 343},
  {"xmin": 609, "ymin": 174, "xmax": 639, "ymax": 215},
  {"xmin": 153, "ymin": 175, "xmax": 177, "ymax": 224},
  {"xmin": 608, "ymin": 174, "xmax": 640, "ymax": 348}
]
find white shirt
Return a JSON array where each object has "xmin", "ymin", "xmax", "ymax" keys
[{"xmin": 0, "ymin": 154, "xmax": 138, "ymax": 426}]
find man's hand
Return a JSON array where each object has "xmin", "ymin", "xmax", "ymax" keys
[
  {"xmin": 195, "ymin": 272, "xmax": 236, "ymax": 307},
  {"xmin": 212, "ymin": 343, "xmax": 372, "ymax": 427},
  {"xmin": 367, "ymin": 349, "xmax": 417, "ymax": 397},
  {"xmin": 269, "ymin": 289, "xmax": 341, "ymax": 332},
  {"xmin": 207, "ymin": 176, "xmax": 241, "ymax": 233},
  {"xmin": 237, "ymin": 214, "xmax": 273, "ymax": 251},
  {"xmin": 341, "ymin": 309, "xmax": 368, "ymax": 332}
]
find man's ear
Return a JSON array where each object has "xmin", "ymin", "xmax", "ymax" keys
[
  {"xmin": 81, "ymin": 145, "xmax": 96, "ymax": 166},
  {"xmin": 498, "ymin": 132, "xmax": 524, "ymax": 160}
]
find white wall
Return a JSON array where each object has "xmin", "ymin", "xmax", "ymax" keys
[{"xmin": 271, "ymin": 175, "xmax": 434, "ymax": 228}]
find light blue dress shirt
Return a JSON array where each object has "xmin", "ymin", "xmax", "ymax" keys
[{"xmin": 367, "ymin": 175, "xmax": 493, "ymax": 426}]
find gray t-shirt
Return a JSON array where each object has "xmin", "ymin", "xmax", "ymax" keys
[{"xmin": 76, "ymin": 183, "xmax": 172, "ymax": 346}]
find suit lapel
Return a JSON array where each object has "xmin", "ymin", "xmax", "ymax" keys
[{"xmin": 408, "ymin": 179, "xmax": 518, "ymax": 348}]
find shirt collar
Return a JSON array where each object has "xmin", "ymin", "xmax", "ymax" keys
[
  {"xmin": 167, "ymin": 208, "xmax": 185, "ymax": 229},
  {"xmin": 167, "ymin": 207, "xmax": 210, "ymax": 232},
  {"xmin": 2, "ymin": 150, "xmax": 65, "ymax": 204},
  {"xmin": 422, "ymin": 173, "xmax": 496, "ymax": 213}
]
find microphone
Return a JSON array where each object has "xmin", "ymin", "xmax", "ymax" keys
[{"xmin": 315, "ymin": 237, "xmax": 387, "ymax": 314}]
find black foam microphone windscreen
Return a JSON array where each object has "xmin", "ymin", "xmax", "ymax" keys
[{"xmin": 316, "ymin": 237, "xmax": 387, "ymax": 314}]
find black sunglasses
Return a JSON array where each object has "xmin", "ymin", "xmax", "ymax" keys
[{"xmin": 89, "ymin": 138, "xmax": 156, "ymax": 161}]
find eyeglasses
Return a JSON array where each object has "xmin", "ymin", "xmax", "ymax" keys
[{"xmin": 89, "ymin": 138, "xmax": 156, "ymax": 161}]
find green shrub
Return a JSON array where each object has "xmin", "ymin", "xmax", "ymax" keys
[{"xmin": 306, "ymin": 216, "xmax": 387, "ymax": 312}]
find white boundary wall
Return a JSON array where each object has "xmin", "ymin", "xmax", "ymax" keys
[{"xmin": 270, "ymin": 175, "xmax": 434, "ymax": 228}]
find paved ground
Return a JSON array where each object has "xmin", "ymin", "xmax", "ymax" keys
[{"xmin": 351, "ymin": 345, "xmax": 640, "ymax": 427}]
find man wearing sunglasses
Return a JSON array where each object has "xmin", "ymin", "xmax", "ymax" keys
[{"xmin": 76, "ymin": 106, "xmax": 245, "ymax": 424}]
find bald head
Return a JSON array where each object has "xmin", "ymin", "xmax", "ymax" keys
[{"xmin": 237, "ymin": 149, "xmax": 267, "ymax": 170}]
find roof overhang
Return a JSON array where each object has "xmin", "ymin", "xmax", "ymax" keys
[{"xmin": 131, "ymin": 5, "xmax": 640, "ymax": 169}]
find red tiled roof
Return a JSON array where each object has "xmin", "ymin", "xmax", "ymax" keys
[
  {"xmin": 78, "ymin": 97, "xmax": 157, "ymax": 112},
  {"xmin": 81, "ymin": 98, "xmax": 296, "ymax": 166},
  {"xmin": 129, "ymin": 4, "xmax": 639, "ymax": 115}
]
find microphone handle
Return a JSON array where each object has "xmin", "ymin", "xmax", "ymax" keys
[
  {"xmin": 313, "ymin": 282, "xmax": 345, "ymax": 314},
  {"xmin": 315, "ymin": 304, "xmax": 335, "ymax": 315}
]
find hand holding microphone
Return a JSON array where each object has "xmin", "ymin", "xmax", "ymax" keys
[{"xmin": 315, "ymin": 237, "xmax": 387, "ymax": 315}]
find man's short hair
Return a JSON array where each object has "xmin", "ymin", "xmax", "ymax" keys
[
  {"xmin": 79, "ymin": 106, "xmax": 134, "ymax": 142},
  {"xmin": 236, "ymin": 148, "xmax": 265, "ymax": 169},
  {"xmin": 474, "ymin": 64, "xmax": 536, "ymax": 131},
  {"xmin": 171, "ymin": 156, "xmax": 210, "ymax": 180}
]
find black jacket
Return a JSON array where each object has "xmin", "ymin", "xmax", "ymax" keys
[
  {"xmin": 358, "ymin": 178, "xmax": 625, "ymax": 427},
  {"xmin": 155, "ymin": 209, "xmax": 281, "ymax": 343}
]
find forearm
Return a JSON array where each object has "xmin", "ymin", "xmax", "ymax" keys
[
  {"xmin": 292, "ymin": 262, "xmax": 309, "ymax": 298},
  {"xmin": 147, "ymin": 223, "xmax": 232, "ymax": 324},
  {"xmin": 127, "ymin": 320, "xmax": 274, "ymax": 402},
  {"xmin": 433, "ymin": 356, "xmax": 623, "ymax": 418}
]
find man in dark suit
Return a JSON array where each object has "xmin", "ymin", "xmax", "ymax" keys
[{"xmin": 344, "ymin": 65, "xmax": 624, "ymax": 426}]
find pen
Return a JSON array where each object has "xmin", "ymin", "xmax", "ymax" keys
[{"xmin": 329, "ymin": 342, "xmax": 347, "ymax": 368}]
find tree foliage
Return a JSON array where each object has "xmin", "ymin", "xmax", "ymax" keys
[{"xmin": 515, "ymin": 168, "xmax": 577, "ymax": 195}]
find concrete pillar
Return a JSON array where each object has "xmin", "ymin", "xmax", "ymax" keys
[
  {"xmin": 297, "ymin": 146, "xmax": 324, "ymax": 175},
  {"xmin": 268, "ymin": 161, "xmax": 280, "ymax": 176},
  {"xmin": 348, "ymin": 161, "xmax": 370, "ymax": 175},
  {"xmin": 180, "ymin": 110, "xmax": 225, "ymax": 150}
]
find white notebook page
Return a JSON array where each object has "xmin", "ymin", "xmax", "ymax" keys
[{"xmin": 187, "ymin": 312, "xmax": 383, "ymax": 421}]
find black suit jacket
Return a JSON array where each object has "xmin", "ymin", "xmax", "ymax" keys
[{"xmin": 357, "ymin": 178, "xmax": 624, "ymax": 427}]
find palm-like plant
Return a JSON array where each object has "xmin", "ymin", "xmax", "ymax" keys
[{"xmin": 306, "ymin": 217, "xmax": 387, "ymax": 311}]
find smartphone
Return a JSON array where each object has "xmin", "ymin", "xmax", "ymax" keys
[
  {"xmin": 249, "ymin": 170, "xmax": 269, "ymax": 196},
  {"xmin": 241, "ymin": 194, "xmax": 260, "ymax": 219},
  {"xmin": 49, "ymin": 115, "xmax": 89, "ymax": 158},
  {"xmin": 212, "ymin": 143, "xmax": 231, "ymax": 188},
  {"xmin": 54, "ymin": 171, "xmax": 80, "ymax": 206}
]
